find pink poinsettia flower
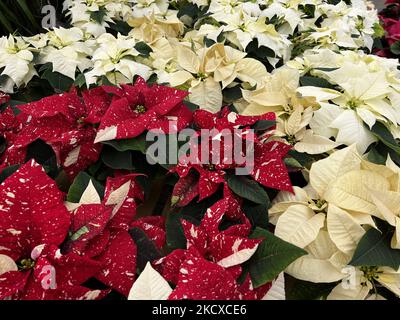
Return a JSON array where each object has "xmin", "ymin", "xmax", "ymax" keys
[
  {"xmin": 95, "ymin": 77, "xmax": 192, "ymax": 143},
  {"xmin": 0, "ymin": 160, "xmax": 106, "ymax": 300},
  {"xmin": 2, "ymin": 87, "xmax": 112, "ymax": 179}
]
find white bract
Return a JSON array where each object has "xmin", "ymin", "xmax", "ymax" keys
[
  {"xmin": 84, "ymin": 33, "xmax": 152, "ymax": 85},
  {"xmin": 38, "ymin": 27, "xmax": 93, "ymax": 79},
  {"xmin": 0, "ymin": 36, "xmax": 36, "ymax": 93},
  {"xmin": 271, "ymin": 146, "xmax": 400, "ymax": 298}
]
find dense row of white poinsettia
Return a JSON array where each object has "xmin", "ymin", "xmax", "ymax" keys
[{"xmin": 1, "ymin": 0, "xmax": 400, "ymax": 300}]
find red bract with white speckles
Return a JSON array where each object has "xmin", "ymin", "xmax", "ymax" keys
[
  {"xmin": 131, "ymin": 216, "xmax": 166, "ymax": 250},
  {"xmin": 171, "ymin": 107, "xmax": 292, "ymax": 214},
  {"xmin": 154, "ymin": 200, "xmax": 260, "ymax": 291},
  {"xmin": 168, "ymin": 254, "xmax": 243, "ymax": 300},
  {"xmin": 0, "ymin": 244, "xmax": 107, "ymax": 300},
  {"xmin": 3, "ymin": 87, "xmax": 112, "ymax": 179},
  {"xmin": 95, "ymin": 231, "xmax": 137, "ymax": 297},
  {"xmin": 65, "ymin": 204, "xmax": 113, "ymax": 255},
  {"xmin": 103, "ymin": 173, "xmax": 144, "ymax": 231},
  {"xmin": 180, "ymin": 201, "xmax": 261, "ymax": 268},
  {"xmin": 193, "ymin": 107, "xmax": 275, "ymax": 133},
  {"xmin": 0, "ymin": 160, "xmax": 70, "ymax": 260},
  {"xmin": 95, "ymin": 77, "xmax": 192, "ymax": 143},
  {"xmin": 251, "ymin": 141, "xmax": 293, "ymax": 192}
]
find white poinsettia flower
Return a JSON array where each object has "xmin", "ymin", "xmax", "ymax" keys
[
  {"xmin": 327, "ymin": 266, "xmax": 400, "ymax": 300},
  {"xmin": 131, "ymin": 0, "xmax": 169, "ymax": 18},
  {"xmin": 160, "ymin": 42, "xmax": 267, "ymax": 112},
  {"xmin": 84, "ymin": 33, "xmax": 152, "ymax": 85},
  {"xmin": 273, "ymin": 105, "xmax": 338, "ymax": 155},
  {"xmin": 293, "ymin": 50, "xmax": 400, "ymax": 154},
  {"xmin": 241, "ymin": 66, "xmax": 313, "ymax": 115},
  {"xmin": 220, "ymin": 11, "xmax": 291, "ymax": 62},
  {"xmin": 302, "ymin": 0, "xmax": 379, "ymax": 51},
  {"xmin": 271, "ymin": 146, "xmax": 400, "ymax": 298},
  {"xmin": 260, "ymin": 1, "xmax": 306, "ymax": 35},
  {"xmin": 64, "ymin": 1, "xmax": 113, "ymax": 37},
  {"xmin": 128, "ymin": 11, "xmax": 184, "ymax": 44},
  {"xmin": 38, "ymin": 27, "xmax": 93, "ymax": 80},
  {"xmin": 208, "ymin": 0, "xmax": 244, "ymax": 21},
  {"xmin": 187, "ymin": 0, "xmax": 209, "ymax": 7},
  {"xmin": 0, "ymin": 35, "xmax": 37, "ymax": 93}
]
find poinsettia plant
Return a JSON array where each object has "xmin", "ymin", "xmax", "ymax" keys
[
  {"xmin": 0, "ymin": 75, "xmax": 306, "ymax": 300},
  {"xmin": 1, "ymin": 0, "xmax": 400, "ymax": 301}
]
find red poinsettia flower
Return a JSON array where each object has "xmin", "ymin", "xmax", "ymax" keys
[
  {"xmin": 131, "ymin": 216, "xmax": 166, "ymax": 250},
  {"xmin": 64, "ymin": 174, "xmax": 144, "ymax": 297},
  {"xmin": 167, "ymin": 251, "xmax": 270, "ymax": 300},
  {"xmin": 95, "ymin": 77, "xmax": 192, "ymax": 143},
  {"xmin": 381, "ymin": 17, "xmax": 400, "ymax": 45},
  {"xmin": 154, "ymin": 200, "xmax": 260, "ymax": 281},
  {"xmin": 193, "ymin": 107, "xmax": 275, "ymax": 133},
  {"xmin": 251, "ymin": 141, "xmax": 293, "ymax": 192},
  {"xmin": 0, "ymin": 160, "xmax": 106, "ymax": 300},
  {"xmin": 2, "ymin": 87, "xmax": 112, "ymax": 179},
  {"xmin": 171, "ymin": 108, "xmax": 292, "ymax": 209},
  {"xmin": 0, "ymin": 244, "xmax": 108, "ymax": 300},
  {"xmin": 0, "ymin": 107, "xmax": 28, "ymax": 165}
]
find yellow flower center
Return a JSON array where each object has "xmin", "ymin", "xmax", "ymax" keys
[
  {"xmin": 19, "ymin": 258, "xmax": 35, "ymax": 270},
  {"xmin": 135, "ymin": 105, "xmax": 147, "ymax": 114}
]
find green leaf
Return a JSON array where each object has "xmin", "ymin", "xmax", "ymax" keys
[
  {"xmin": 226, "ymin": 175, "xmax": 270, "ymax": 205},
  {"xmin": 109, "ymin": 20, "xmax": 132, "ymax": 35},
  {"xmin": 370, "ymin": 122, "xmax": 400, "ymax": 155},
  {"xmin": 252, "ymin": 120, "xmax": 276, "ymax": 131},
  {"xmin": 67, "ymin": 172, "xmax": 104, "ymax": 203},
  {"xmin": 285, "ymin": 274, "xmax": 338, "ymax": 300},
  {"xmin": 101, "ymin": 146, "xmax": 134, "ymax": 170},
  {"xmin": 373, "ymin": 22, "xmax": 385, "ymax": 39},
  {"xmin": 102, "ymin": 134, "xmax": 147, "ymax": 153},
  {"xmin": 300, "ymin": 76, "xmax": 335, "ymax": 89},
  {"xmin": 183, "ymin": 100, "xmax": 199, "ymax": 112},
  {"xmin": 134, "ymin": 42, "xmax": 153, "ymax": 57},
  {"xmin": 367, "ymin": 145, "xmax": 387, "ymax": 165},
  {"xmin": 287, "ymin": 150, "xmax": 314, "ymax": 168},
  {"xmin": 242, "ymin": 202, "xmax": 269, "ymax": 230},
  {"xmin": 284, "ymin": 157, "xmax": 303, "ymax": 169},
  {"xmin": 74, "ymin": 73, "xmax": 87, "ymax": 88},
  {"xmin": 223, "ymin": 85, "xmax": 242, "ymax": 103},
  {"xmin": 0, "ymin": 164, "xmax": 20, "ymax": 184},
  {"xmin": 390, "ymin": 41, "xmax": 400, "ymax": 55},
  {"xmin": 299, "ymin": 4, "xmax": 316, "ymax": 18},
  {"xmin": 129, "ymin": 227, "xmax": 162, "ymax": 271},
  {"xmin": 249, "ymin": 227, "xmax": 307, "ymax": 287},
  {"xmin": 70, "ymin": 226, "xmax": 89, "ymax": 241},
  {"xmin": 350, "ymin": 228, "xmax": 400, "ymax": 270},
  {"xmin": 41, "ymin": 68, "xmax": 74, "ymax": 92},
  {"xmin": 90, "ymin": 9, "xmax": 107, "ymax": 24},
  {"xmin": 16, "ymin": 0, "xmax": 40, "ymax": 30},
  {"xmin": 166, "ymin": 213, "xmax": 200, "ymax": 250}
]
